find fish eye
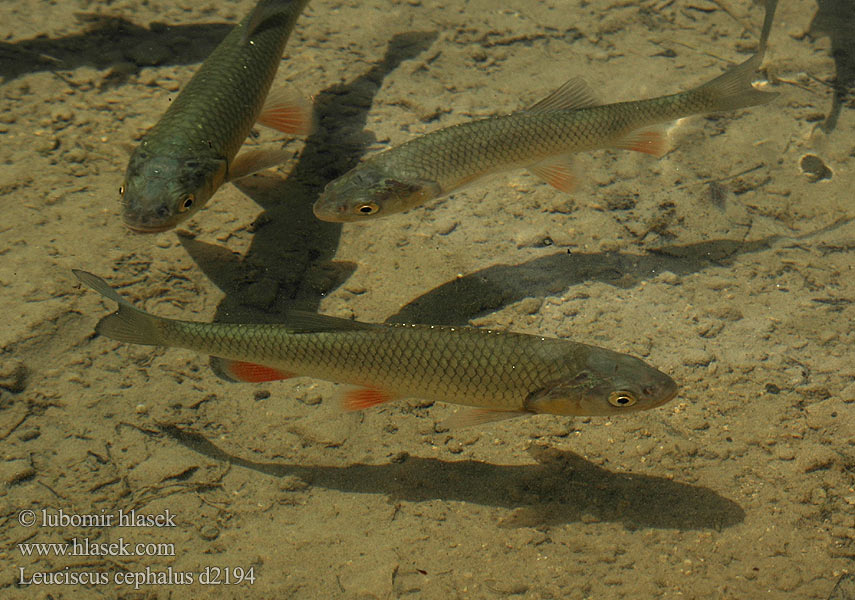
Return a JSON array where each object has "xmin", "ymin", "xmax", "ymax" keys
[
  {"xmin": 608, "ymin": 391, "xmax": 637, "ymax": 407},
  {"xmin": 356, "ymin": 202, "xmax": 379, "ymax": 215},
  {"xmin": 178, "ymin": 194, "xmax": 195, "ymax": 212}
]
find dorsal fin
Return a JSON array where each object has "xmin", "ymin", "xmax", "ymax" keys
[
  {"xmin": 284, "ymin": 311, "xmax": 379, "ymax": 333},
  {"xmin": 527, "ymin": 77, "xmax": 601, "ymax": 113}
]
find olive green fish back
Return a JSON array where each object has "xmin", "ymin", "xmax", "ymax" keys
[
  {"xmin": 158, "ymin": 319, "xmax": 580, "ymax": 410},
  {"xmin": 143, "ymin": 0, "xmax": 311, "ymax": 161}
]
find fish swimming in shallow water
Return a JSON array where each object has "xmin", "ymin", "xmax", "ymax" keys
[
  {"xmin": 121, "ymin": 0, "xmax": 313, "ymax": 233},
  {"xmin": 73, "ymin": 270, "xmax": 678, "ymax": 427},
  {"xmin": 313, "ymin": 3, "xmax": 778, "ymax": 222}
]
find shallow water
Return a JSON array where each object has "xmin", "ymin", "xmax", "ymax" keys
[{"xmin": 1, "ymin": 0, "xmax": 853, "ymax": 598}]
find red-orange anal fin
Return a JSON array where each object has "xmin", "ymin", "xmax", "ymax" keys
[
  {"xmin": 612, "ymin": 129, "xmax": 667, "ymax": 157},
  {"xmin": 211, "ymin": 356, "xmax": 294, "ymax": 383},
  {"xmin": 528, "ymin": 156, "xmax": 577, "ymax": 193},
  {"xmin": 342, "ymin": 387, "xmax": 398, "ymax": 411},
  {"xmin": 257, "ymin": 86, "xmax": 314, "ymax": 136}
]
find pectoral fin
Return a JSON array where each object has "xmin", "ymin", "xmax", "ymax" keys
[
  {"xmin": 611, "ymin": 128, "xmax": 667, "ymax": 157},
  {"xmin": 440, "ymin": 408, "xmax": 529, "ymax": 429},
  {"xmin": 341, "ymin": 387, "xmax": 399, "ymax": 411},
  {"xmin": 528, "ymin": 156, "xmax": 578, "ymax": 192},
  {"xmin": 227, "ymin": 148, "xmax": 292, "ymax": 181},
  {"xmin": 258, "ymin": 86, "xmax": 314, "ymax": 136}
]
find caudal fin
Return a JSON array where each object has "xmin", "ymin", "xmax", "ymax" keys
[
  {"xmin": 73, "ymin": 270, "xmax": 164, "ymax": 346},
  {"xmin": 695, "ymin": 53, "xmax": 778, "ymax": 112},
  {"xmin": 694, "ymin": 0, "xmax": 779, "ymax": 112}
]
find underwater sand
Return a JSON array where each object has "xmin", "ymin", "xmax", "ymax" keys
[{"xmin": 1, "ymin": 0, "xmax": 853, "ymax": 597}]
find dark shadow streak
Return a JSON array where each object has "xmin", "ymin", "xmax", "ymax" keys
[
  {"xmin": 389, "ymin": 236, "xmax": 779, "ymax": 326},
  {"xmin": 159, "ymin": 424, "xmax": 744, "ymax": 531},
  {"xmin": 808, "ymin": 0, "xmax": 855, "ymax": 133},
  {"xmin": 0, "ymin": 15, "xmax": 232, "ymax": 84},
  {"xmin": 178, "ymin": 31, "xmax": 439, "ymax": 323}
]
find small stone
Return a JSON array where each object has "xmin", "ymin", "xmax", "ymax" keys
[
  {"xmin": 515, "ymin": 297, "xmax": 543, "ymax": 315},
  {"xmin": 65, "ymin": 147, "xmax": 88, "ymax": 163},
  {"xmin": 279, "ymin": 475, "xmax": 309, "ymax": 492},
  {"xmin": 799, "ymin": 154, "xmax": 832, "ymax": 182},
  {"xmin": 254, "ymin": 390, "xmax": 271, "ymax": 401},
  {"xmin": 0, "ymin": 460, "xmax": 36, "ymax": 486},
  {"xmin": 810, "ymin": 487, "xmax": 827, "ymax": 505},
  {"xmin": 841, "ymin": 382, "xmax": 855, "ymax": 404},
  {"xmin": 681, "ymin": 348, "xmax": 714, "ymax": 367},
  {"xmin": 0, "ymin": 359, "xmax": 28, "ymax": 393},
  {"xmin": 775, "ymin": 446, "xmax": 795, "ymax": 461},
  {"xmin": 17, "ymin": 428, "xmax": 40, "ymax": 442},
  {"xmin": 797, "ymin": 445, "xmax": 837, "ymax": 473},
  {"xmin": 656, "ymin": 271, "xmax": 680, "ymax": 285},
  {"xmin": 199, "ymin": 525, "xmax": 219, "ymax": 541}
]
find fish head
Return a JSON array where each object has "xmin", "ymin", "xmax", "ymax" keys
[
  {"xmin": 525, "ymin": 349, "xmax": 678, "ymax": 417},
  {"xmin": 120, "ymin": 149, "xmax": 227, "ymax": 233},
  {"xmin": 313, "ymin": 165, "xmax": 440, "ymax": 222}
]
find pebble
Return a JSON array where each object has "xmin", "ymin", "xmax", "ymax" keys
[
  {"xmin": 775, "ymin": 446, "xmax": 796, "ymax": 461},
  {"xmin": 279, "ymin": 475, "xmax": 310, "ymax": 492},
  {"xmin": 514, "ymin": 297, "xmax": 543, "ymax": 315},
  {"xmin": 0, "ymin": 460, "xmax": 36, "ymax": 486},
  {"xmin": 842, "ymin": 382, "xmax": 855, "ymax": 403},
  {"xmin": 0, "ymin": 359, "xmax": 28, "ymax": 393},
  {"xmin": 799, "ymin": 154, "xmax": 832, "ymax": 182},
  {"xmin": 199, "ymin": 525, "xmax": 219, "ymax": 541},
  {"xmin": 804, "ymin": 398, "xmax": 844, "ymax": 431},
  {"xmin": 681, "ymin": 348, "xmax": 714, "ymax": 367},
  {"xmin": 65, "ymin": 147, "xmax": 88, "ymax": 163},
  {"xmin": 796, "ymin": 445, "xmax": 838, "ymax": 473},
  {"xmin": 656, "ymin": 271, "xmax": 680, "ymax": 285}
]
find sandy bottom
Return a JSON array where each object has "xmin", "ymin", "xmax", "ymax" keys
[{"xmin": 1, "ymin": 0, "xmax": 853, "ymax": 598}]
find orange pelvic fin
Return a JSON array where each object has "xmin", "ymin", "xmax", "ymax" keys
[
  {"xmin": 210, "ymin": 356, "xmax": 294, "ymax": 383},
  {"xmin": 528, "ymin": 156, "xmax": 577, "ymax": 193},
  {"xmin": 341, "ymin": 387, "xmax": 398, "ymax": 411},
  {"xmin": 441, "ymin": 408, "xmax": 529, "ymax": 429},
  {"xmin": 612, "ymin": 129, "xmax": 667, "ymax": 157},
  {"xmin": 258, "ymin": 86, "xmax": 314, "ymax": 136}
]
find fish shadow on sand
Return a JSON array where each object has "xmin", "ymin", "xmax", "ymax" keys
[
  {"xmin": 808, "ymin": 0, "xmax": 855, "ymax": 133},
  {"xmin": 388, "ymin": 236, "xmax": 780, "ymax": 326},
  {"xmin": 178, "ymin": 30, "xmax": 439, "ymax": 323},
  {"xmin": 160, "ymin": 424, "xmax": 744, "ymax": 531},
  {"xmin": 0, "ymin": 15, "xmax": 232, "ymax": 84}
]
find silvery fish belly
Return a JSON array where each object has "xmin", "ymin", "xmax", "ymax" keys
[
  {"xmin": 121, "ymin": 0, "xmax": 313, "ymax": 233},
  {"xmin": 74, "ymin": 270, "xmax": 678, "ymax": 427}
]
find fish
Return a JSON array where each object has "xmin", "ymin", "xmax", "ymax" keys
[
  {"xmin": 121, "ymin": 0, "xmax": 313, "ymax": 233},
  {"xmin": 313, "ymin": 3, "xmax": 778, "ymax": 223},
  {"xmin": 73, "ymin": 270, "xmax": 678, "ymax": 427}
]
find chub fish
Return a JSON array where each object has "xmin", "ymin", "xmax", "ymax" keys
[
  {"xmin": 74, "ymin": 270, "xmax": 678, "ymax": 427},
  {"xmin": 121, "ymin": 0, "xmax": 313, "ymax": 233},
  {"xmin": 313, "ymin": 2, "xmax": 778, "ymax": 223}
]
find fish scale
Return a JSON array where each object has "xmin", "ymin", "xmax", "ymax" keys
[
  {"xmin": 141, "ymin": 1, "xmax": 309, "ymax": 160},
  {"xmin": 75, "ymin": 269, "xmax": 677, "ymax": 421},
  {"xmin": 121, "ymin": 0, "xmax": 311, "ymax": 232},
  {"xmin": 314, "ymin": 39, "xmax": 778, "ymax": 222}
]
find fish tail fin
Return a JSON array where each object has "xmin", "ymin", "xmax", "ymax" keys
[
  {"xmin": 694, "ymin": 53, "xmax": 778, "ymax": 113},
  {"xmin": 73, "ymin": 270, "xmax": 164, "ymax": 346}
]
